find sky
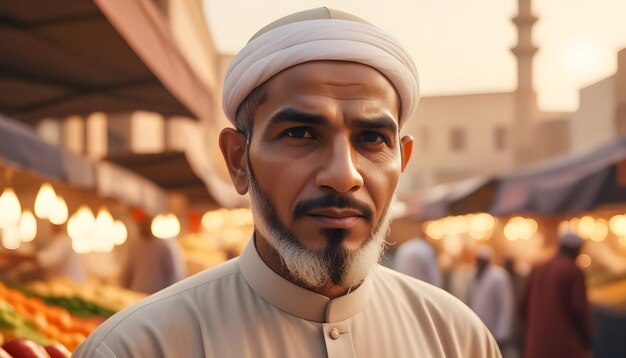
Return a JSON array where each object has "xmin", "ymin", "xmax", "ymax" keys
[{"xmin": 204, "ymin": 0, "xmax": 626, "ymax": 112}]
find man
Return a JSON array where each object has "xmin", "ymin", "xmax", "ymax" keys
[
  {"xmin": 521, "ymin": 233, "xmax": 592, "ymax": 358},
  {"xmin": 1, "ymin": 223, "xmax": 87, "ymax": 283},
  {"xmin": 503, "ymin": 256, "xmax": 526, "ymax": 357},
  {"xmin": 118, "ymin": 215, "xmax": 187, "ymax": 294},
  {"xmin": 467, "ymin": 245, "xmax": 514, "ymax": 351},
  {"xmin": 75, "ymin": 8, "xmax": 500, "ymax": 357},
  {"xmin": 448, "ymin": 235, "xmax": 476, "ymax": 303},
  {"xmin": 395, "ymin": 235, "xmax": 442, "ymax": 287}
]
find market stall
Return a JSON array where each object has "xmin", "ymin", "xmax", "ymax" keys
[
  {"xmin": 396, "ymin": 137, "xmax": 626, "ymax": 356},
  {"xmin": 0, "ymin": 0, "xmax": 212, "ymax": 122},
  {"xmin": 1, "ymin": 1, "xmax": 221, "ymax": 353}
]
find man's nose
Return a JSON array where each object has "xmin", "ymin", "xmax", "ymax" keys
[{"xmin": 315, "ymin": 136, "xmax": 364, "ymax": 193}]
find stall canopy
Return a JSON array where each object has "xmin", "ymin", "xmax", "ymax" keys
[
  {"xmin": 105, "ymin": 151, "xmax": 218, "ymax": 206},
  {"xmin": 0, "ymin": 0, "xmax": 213, "ymax": 122},
  {"xmin": 490, "ymin": 137, "xmax": 626, "ymax": 216},
  {"xmin": 407, "ymin": 136, "xmax": 626, "ymax": 221},
  {"xmin": 0, "ymin": 114, "xmax": 168, "ymax": 215},
  {"xmin": 417, "ymin": 176, "xmax": 497, "ymax": 220}
]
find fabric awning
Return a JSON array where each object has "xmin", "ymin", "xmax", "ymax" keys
[
  {"xmin": 415, "ymin": 176, "xmax": 496, "ymax": 220},
  {"xmin": 0, "ymin": 114, "xmax": 168, "ymax": 215},
  {"xmin": 490, "ymin": 137, "xmax": 626, "ymax": 216},
  {"xmin": 104, "ymin": 151, "xmax": 218, "ymax": 206},
  {"xmin": 0, "ymin": 0, "xmax": 213, "ymax": 122},
  {"xmin": 403, "ymin": 138, "xmax": 626, "ymax": 221}
]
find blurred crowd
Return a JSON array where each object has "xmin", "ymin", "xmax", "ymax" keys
[{"xmin": 394, "ymin": 232, "xmax": 592, "ymax": 358}]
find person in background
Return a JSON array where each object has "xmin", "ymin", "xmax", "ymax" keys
[
  {"xmin": 119, "ymin": 215, "xmax": 187, "ymax": 294},
  {"xmin": 503, "ymin": 256, "xmax": 526, "ymax": 358},
  {"xmin": 0, "ymin": 223, "xmax": 87, "ymax": 283},
  {"xmin": 467, "ymin": 245, "xmax": 514, "ymax": 352},
  {"xmin": 395, "ymin": 234, "xmax": 442, "ymax": 287},
  {"xmin": 447, "ymin": 236, "xmax": 476, "ymax": 303},
  {"xmin": 75, "ymin": 8, "xmax": 501, "ymax": 357},
  {"xmin": 521, "ymin": 233, "xmax": 592, "ymax": 358}
]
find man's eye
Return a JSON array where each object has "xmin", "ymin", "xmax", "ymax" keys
[
  {"xmin": 285, "ymin": 127, "xmax": 313, "ymax": 138},
  {"xmin": 358, "ymin": 131, "xmax": 386, "ymax": 144}
]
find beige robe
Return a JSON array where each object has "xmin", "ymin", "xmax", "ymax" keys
[{"xmin": 74, "ymin": 240, "xmax": 501, "ymax": 357}]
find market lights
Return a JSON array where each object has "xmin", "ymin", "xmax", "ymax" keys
[
  {"xmin": 18, "ymin": 210, "xmax": 37, "ymax": 242},
  {"xmin": 576, "ymin": 253, "xmax": 592, "ymax": 268},
  {"xmin": 425, "ymin": 212, "xmax": 626, "ymax": 243},
  {"xmin": 67, "ymin": 205, "xmax": 95, "ymax": 241},
  {"xmin": 468, "ymin": 213, "xmax": 496, "ymax": 240},
  {"xmin": 0, "ymin": 180, "xmax": 131, "ymax": 253},
  {"xmin": 112, "ymin": 220, "xmax": 128, "ymax": 245},
  {"xmin": 560, "ymin": 216, "xmax": 609, "ymax": 242},
  {"xmin": 34, "ymin": 183, "xmax": 57, "ymax": 219},
  {"xmin": 424, "ymin": 220, "xmax": 445, "ymax": 240},
  {"xmin": 49, "ymin": 195, "xmax": 69, "ymax": 225},
  {"xmin": 1, "ymin": 225, "xmax": 20, "ymax": 250},
  {"xmin": 423, "ymin": 213, "xmax": 496, "ymax": 241},
  {"xmin": 609, "ymin": 214, "xmax": 626, "ymax": 236},
  {"xmin": 67, "ymin": 205, "xmax": 127, "ymax": 253},
  {"xmin": 503, "ymin": 216, "xmax": 538, "ymax": 241},
  {"xmin": 0, "ymin": 187, "xmax": 25, "ymax": 250},
  {"xmin": 201, "ymin": 208, "xmax": 254, "ymax": 233},
  {"xmin": 151, "ymin": 213, "xmax": 180, "ymax": 240},
  {"xmin": 92, "ymin": 207, "xmax": 115, "ymax": 252},
  {"xmin": 0, "ymin": 187, "xmax": 21, "ymax": 228},
  {"xmin": 201, "ymin": 210, "xmax": 225, "ymax": 232}
]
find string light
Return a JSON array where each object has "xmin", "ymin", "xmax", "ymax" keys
[
  {"xmin": 18, "ymin": 210, "xmax": 37, "ymax": 242},
  {"xmin": 34, "ymin": 183, "xmax": 57, "ymax": 219},
  {"xmin": 0, "ymin": 188, "xmax": 21, "ymax": 228},
  {"xmin": 152, "ymin": 214, "xmax": 180, "ymax": 239},
  {"xmin": 49, "ymin": 196, "xmax": 69, "ymax": 225},
  {"xmin": 1, "ymin": 225, "xmax": 21, "ymax": 250}
]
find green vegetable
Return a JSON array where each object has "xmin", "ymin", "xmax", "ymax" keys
[{"xmin": 0, "ymin": 300, "xmax": 50, "ymax": 345}]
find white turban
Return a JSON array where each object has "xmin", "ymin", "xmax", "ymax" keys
[
  {"xmin": 476, "ymin": 245, "xmax": 494, "ymax": 261},
  {"xmin": 560, "ymin": 233, "xmax": 585, "ymax": 248},
  {"xmin": 222, "ymin": 7, "xmax": 419, "ymax": 128}
]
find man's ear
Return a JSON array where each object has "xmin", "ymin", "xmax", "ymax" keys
[
  {"xmin": 219, "ymin": 128, "xmax": 249, "ymax": 195},
  {"xmin": 400, "ymin": 135, "xmax": 413, "ymax": 172}
]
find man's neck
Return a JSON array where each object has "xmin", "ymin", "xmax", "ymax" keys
[{"xmin": 254, "ymin": 232, "xmax": 351, "ymax": 299}]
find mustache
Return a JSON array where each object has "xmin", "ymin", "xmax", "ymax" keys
[{"xmin": 292, "ymin": 193, "xmax": 374, "ymax": 221}]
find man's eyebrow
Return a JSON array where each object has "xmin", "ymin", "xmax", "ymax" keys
[
  {"xmin": 267, "ymin": 108, "xmax": 398, "ymax": 133},
  {"xmin": 352, "ymin": 116, "xmax": 398, "ymax": 133},
  {"xmin": 267, "ymin": 108, "xmax": 327, "ymax": 128}
]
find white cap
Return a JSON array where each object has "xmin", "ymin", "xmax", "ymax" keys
[
  {"xmin": 222, "ymin": 7, "xmax": 419, "ymax": 128},
  {"xmin": 476, "ymin": 245, "xmax": 493, "ymax": 260},
  {"xmin": 559, "ymin": 233, "xmax": 585, "ymax": 248}
]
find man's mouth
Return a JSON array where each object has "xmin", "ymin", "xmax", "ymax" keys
[{"xmin": 305, "ymin": 208, "xmax": 364, "ymax": 228}]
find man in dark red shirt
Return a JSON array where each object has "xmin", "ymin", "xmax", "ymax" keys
[{"xmin": 521, "ymin": 233, "xmax": 592, "ymax": 358}]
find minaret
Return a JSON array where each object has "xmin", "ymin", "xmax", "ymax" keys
[{"xmin": 511, "ymin": 0, "xmax": 538, "ymax": 166}]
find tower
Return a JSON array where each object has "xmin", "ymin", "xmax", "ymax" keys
[{"xmin": 511, "ymin": 0, "xmax": 538, "ymax": 165}]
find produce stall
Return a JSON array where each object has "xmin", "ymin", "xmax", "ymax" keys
[
  {"xmin": 180, "ymin": 208, "xmax": 253, "ymax": 275},
  {"xmin": 0, "ymin": 118, "xmax": 175, "ymax": 354},
  {"xmin": 396, "ymin": 137, "xmax": 626, "ymax": 356},
  {"xmin": 1, "ymin": 0, "xmax": 229, "ymax": 355},
  {"xmin": 0, "ymin": 280, "xmax": 145, "ymax": 355}
]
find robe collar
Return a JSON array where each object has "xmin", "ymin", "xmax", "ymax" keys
[{"xmin": 238, "ymin": 238, "xmax": 374, "ymax": 323}]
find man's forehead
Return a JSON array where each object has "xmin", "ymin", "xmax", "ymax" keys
[{"xmin": 258, "ymin": 61, "xmax": 400, "ymax": 123}]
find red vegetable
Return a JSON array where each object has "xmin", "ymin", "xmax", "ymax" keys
[
  {"xmin": 2, "ymin": 339, "xmax": 49, "ymax": 358},
  {"xmin": 44, "ymin": 344, "xmax": 71, "ymax": 358},
  {"xmin": 0, "ymin": 347, "xmax": 13, "ymax": 358}
]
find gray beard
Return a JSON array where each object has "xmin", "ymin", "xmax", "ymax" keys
[{"xmin": 246, "ymin": 158, "xmax": 393, "ymax": 289}]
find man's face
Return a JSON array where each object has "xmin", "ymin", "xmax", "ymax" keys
[{"xmin": 224, "ymin": 61, "xmax": 412, "ymax": 287}]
